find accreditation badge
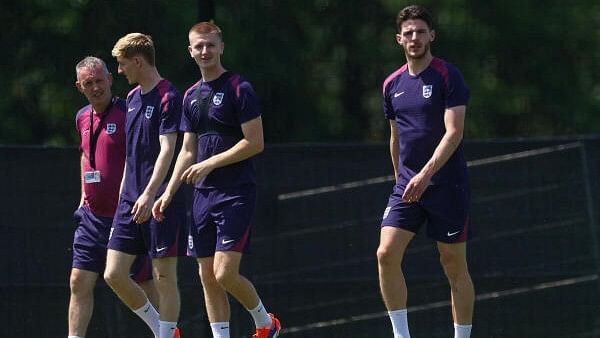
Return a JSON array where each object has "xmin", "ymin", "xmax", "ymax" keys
[{"xmin": 84, "ymin": 170, "xmax": 101, "ymax": 183}]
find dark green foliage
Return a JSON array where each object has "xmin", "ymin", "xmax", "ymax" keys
[{"xmin": 1, "ymin": 0, "xmax": 598, "ymax": 145}]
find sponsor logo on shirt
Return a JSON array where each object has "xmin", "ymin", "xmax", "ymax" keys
[
  {"xmin": 213, "ymin": 92, "xmax": 224, "ymax": 106},
  {"xmin": 422, "ymin": 85, "xmax": 433, "ymax": 98},
  {"xmin": 106, "ymin": 123, "xmax": 117, "ymax": 134},
  {"xmin": 144, "ymin": 106, "xmax": 154, "ymax": 119}
]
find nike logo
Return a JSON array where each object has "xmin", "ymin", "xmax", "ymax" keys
[
  {"xmin": 447, "ymin": 231, "xmax": 461, "ymax": 236},
  {"xmin": 190, "ymin": 99, "xmax": 198, "ymax": 105},
  {"xmin": 156, "ymin": 246, "xmax": 168, "ymax": 252},
  {"xmin": 394, "ymin": 91, "xmax": 405, "ymax": 98},
  {"xmin": 221, "ymin": 239, "xmax": 235, "ymax": 244},
  {"xmin": 143, "ymin": 305, "xmax": 150, "ymax": 313},
  {"xmin": 128, "ymin": 107, "xmax": 136, "ymax": 112}
]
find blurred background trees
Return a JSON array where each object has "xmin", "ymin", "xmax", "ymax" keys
[{"xmin": 1, "ymin": 0, "xmax": 599, "ymax": 145}]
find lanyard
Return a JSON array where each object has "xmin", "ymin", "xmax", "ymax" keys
[{"xmin": 88, "ymin": 98, "xmax": 113, "ymax": 169}]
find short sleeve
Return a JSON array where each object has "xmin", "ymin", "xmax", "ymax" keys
[
  {"xmin": 235, "ymin": 81, "xmax": 261, "ymax": 124},
  {"xmin": 159, "ymin": 91, "xmax": 182, "ymax": 135},
  {"xmin": 180, "ymin": 89, "xmax": 197, "ymax": 133},
  {"xmin": 445, "ymin": 64, "xmax": 470, "ymax": 108},
  {"xmin": 383, "ymin": 84, "xmax": 395, "ymax": 120}
]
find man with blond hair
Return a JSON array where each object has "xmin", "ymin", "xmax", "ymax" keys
[
  {"xmin": 104, "ymin": 33, "xmax": 186, "ymax": 338},
  {"xmin": 69, "ymin": 55, "xmax": 157, "ymax": 338},
  {"xmin": 153, "ymin": 22, "xmax": 280, "ymax": 338}
]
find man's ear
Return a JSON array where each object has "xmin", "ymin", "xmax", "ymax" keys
[{"xmin": 395, "ymin": 33, "xmax": 403, "ymax": 46}]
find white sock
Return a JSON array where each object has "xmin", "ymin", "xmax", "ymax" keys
[
  {"xmin": 133, "ymin": 300, "xmax": 160, "ymax": 337},
  {"xmin": 210, "ymin": 321, "xmax": 230, "ymax": 338},
  {"xmin": 454, "ymin": 323, "xmax": 472, "ymax": 338},
  {"xmin": 159, "ymin": 320, "xmax": 178, "ymax": 338},
  {"xmin": 68, "ymin": 336, "xmax": 83, "ymax": 338},
  {"xmin": 248, "ymin": 300, "xmax": 272, "ymax": 328},
  {"xmin": 388, "ymin": 309, "xmax": 410, "ymax": 338}
]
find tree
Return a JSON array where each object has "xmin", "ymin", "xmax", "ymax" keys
[{"xmin": 1, "ymin": 0, "xmax": 598, "ymax": 145}]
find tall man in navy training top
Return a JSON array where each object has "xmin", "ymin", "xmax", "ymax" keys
[
  {"xmin": 69, "ymin": 56, "xmax": 156, "ymax": 338},
  {"xmin": 103, "ymin": 33, "xmax": 186, "ymax": 338},
  {"xmin": 153, "ymin": 22, "xmax": 281, "ymax": 338},
  {"xmin": 377, "ymin": 5, "xmax": 475, "ymax": 338}
]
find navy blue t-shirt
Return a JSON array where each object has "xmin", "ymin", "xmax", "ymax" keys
[
  {"xmin": 121, "ymin": 79, "xmax": 182, "ymax": 202},
  {"xmin": 382, "ymin": 57, "xmax": 470, "ymax": 186},
  {"xmin": 181, "ymin": 71, "xmax": 261, "ymax": 189}
]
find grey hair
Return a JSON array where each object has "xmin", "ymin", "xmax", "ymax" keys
[{"xmin": 75, "ymin": 56, "xmax": 109, "ymax": 79}]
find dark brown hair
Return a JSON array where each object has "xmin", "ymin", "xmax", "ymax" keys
[{"xmin": 396, "ymin": 5, "xmax": 434, "ymax": 32}]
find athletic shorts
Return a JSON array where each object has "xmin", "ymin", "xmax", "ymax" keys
[
  {"xmin": 188, "ymin": 186, "xmax": 256, "ymax": 258},
  {"xmin": 381, "ymin": 183, "xmax": 471, "ymax": 243},
  {"xmin": 107, "ymin": 197, "xmax": 187, "ymax": 259},
  {"xmin": 72, "ymin": 205, "xmax": 153, "ymax": 282}
]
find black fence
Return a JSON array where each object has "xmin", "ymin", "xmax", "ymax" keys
[{"xmin": 1, "ymin": 136, "xmax": 599, "ymax": 337}]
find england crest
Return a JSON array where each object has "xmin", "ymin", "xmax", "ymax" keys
[
  {"xmin": 213, "ymin": 92, "xmax": 224, "ymax": 106},
  {"xmin": 145, "ymin": 106, "xmax": 155, "ymax": 119},
  {"xmin": 422, "ymin": 85, "xmax": 433, "ymax": 98},
  {"xmin": 106, "ymin": 123, "xmax": 117, "ymax": 134}
]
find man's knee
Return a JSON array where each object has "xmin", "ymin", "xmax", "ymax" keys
[
  {"xmin": 213, "ymin": 264, "xmax": 238, "ymax": 288},
  {"xmin": 153, "ymin": 269, "xmax": 177, "ymax": 286},
  {"xmin": 377, "ymin": 244, "xmax": 404, "ymax": 267},
  {"xmin": 103, "ymin": 267, "xmax": 126, "ymax": 288},
  {"xmin": 439, "ymin": 249, "xmax": 469, "ymax": 282},
  {"xmin": 70, "ymin": 272, "xmax": 95, "ymax": 295}
]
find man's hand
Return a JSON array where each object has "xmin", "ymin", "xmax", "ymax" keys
[
  {"xmin": 181, "ymin": 159, "xmax": 216, "ymax": 185},
  {"xmin": 402, "ymin": 171, "xmax": 431, "ymax": 203},
  {"xmin": 131, "ymin": 191, "xmax": 154, "ymax": 224},
  {"xmin": 152, "ymin": 192, "xmax": 172, "ymax": 222}
]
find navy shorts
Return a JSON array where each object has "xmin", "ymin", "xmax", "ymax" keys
[
  {"xmin": 107, "ymin": 197, "xmax": 187, "ymax": 259},
  {"xmin": 188, "ymin": 186, "xmax": 255, "ymax": 258},
  {"xmin": 381, "ymin": 183, "xmax": 471, "ymax": 243},
  {"xmin": 72, "ymin": 206, "xmax": 153, "ymax": 282}
]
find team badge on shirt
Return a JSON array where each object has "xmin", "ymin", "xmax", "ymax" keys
[
  {"xmin": 144, "ymin": 106, "xmax": 154, "ymax": 119},
  {"xmin": 106, "ymin": 123, "xmax": 117, "ymax": 134},
  {"xmin": 213, "ymin": 92, "xmax": 224, "ymax": 106},
  {"xmin": 422, "ymin": 85, "xmax": 433, "ymax": 98}
]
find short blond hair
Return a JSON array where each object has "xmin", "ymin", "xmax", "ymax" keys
[{"xmin": 112, "ymin": 33, "xmax": 155, "ymax": 66}]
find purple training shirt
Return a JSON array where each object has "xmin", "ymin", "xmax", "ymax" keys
[
  {"xmin": 180, "ymin": 71, "xmax": 261, "ymax": 189},
  {"xmin": 382, "ymin": 57, "xmax": 470, "ymax": 186},
  {"xmin": 121, "ymin": 79, "xmax": 182, "ymax": 202}
]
